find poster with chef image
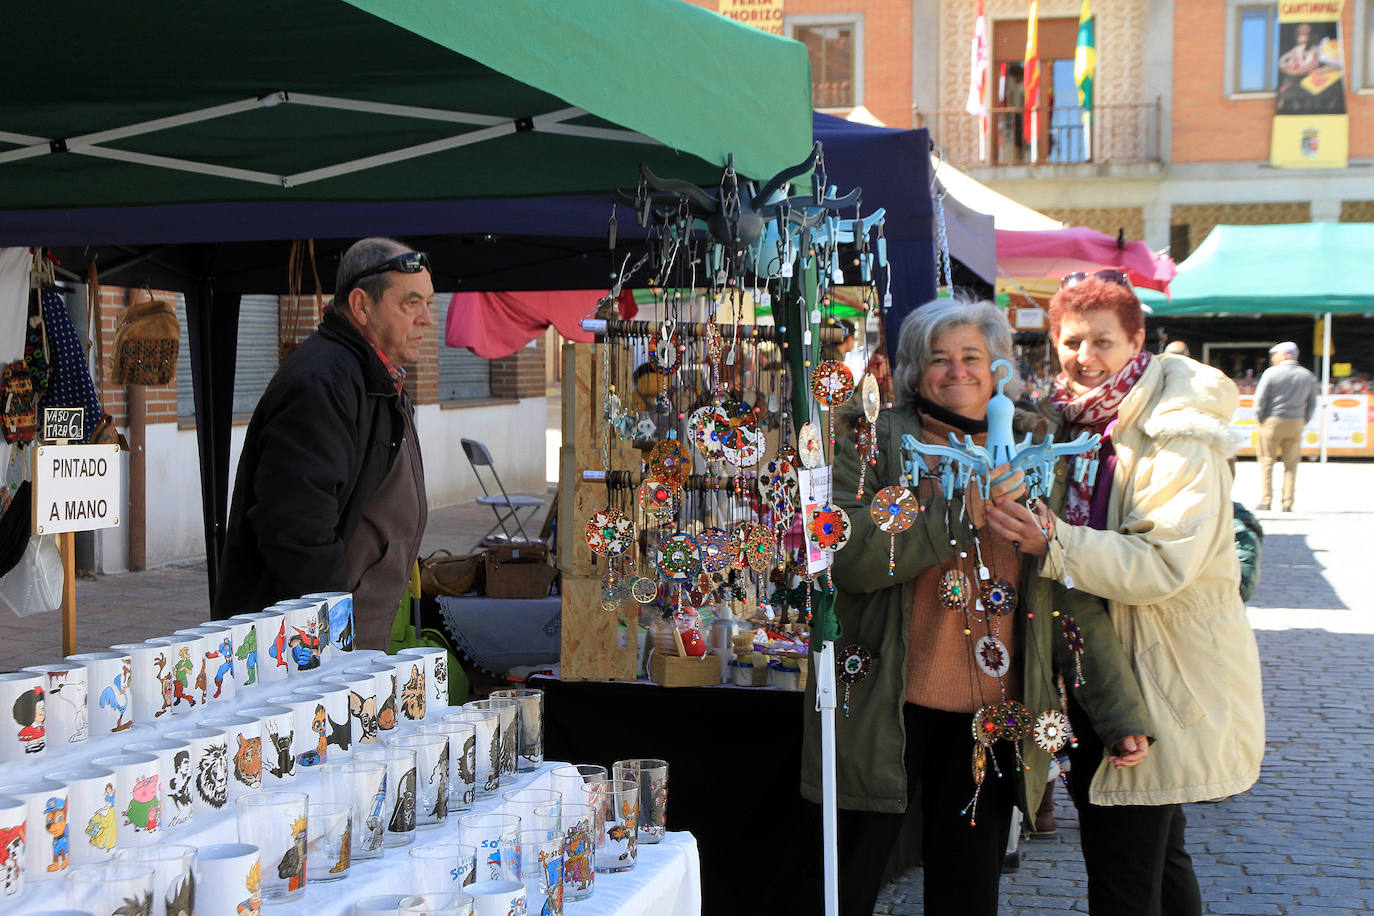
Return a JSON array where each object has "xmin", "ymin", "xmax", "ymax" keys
[{"xmin": 1270, "ymin": 0, "xmax": 1348, "ymax": 168}]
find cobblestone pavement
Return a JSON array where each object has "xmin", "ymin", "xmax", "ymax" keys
[{"xmin": 876, "ymin": 460, "xmax": 1374, "ymax": 914}]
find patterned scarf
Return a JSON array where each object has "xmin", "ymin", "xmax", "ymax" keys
[{"xmin": 1050, "ymin": 349, "xmax": 1152, "ymax": 526}]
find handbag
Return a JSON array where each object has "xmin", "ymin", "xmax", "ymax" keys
[
  {"xmin": 0, "ymin": 533, "xmax": 64, "ymax": 618},
  {"xmin": 109, "ymin": 288, "xmax": 180, "ymax": 385},
  {"xmin": 1, "ymin": 362, "xmax": 38, "ymax": 443},
  {"xmin": 419, "ymin": 549, "xmax": 482, "ymax": 597}
]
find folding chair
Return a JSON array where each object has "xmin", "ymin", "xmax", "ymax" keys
[{"xmin": 461, "ymin": 438, "xmax": 546, "ymax": 545}]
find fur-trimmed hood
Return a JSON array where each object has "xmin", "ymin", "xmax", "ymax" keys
[{"xmin": 1128, "ymin": 353, "xmax": 1239, "ymax": 458}]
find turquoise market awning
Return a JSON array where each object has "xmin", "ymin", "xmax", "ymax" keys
[
  {"xmin": 1139, "ymin": 223, "xmax": 1374, "ymax": 316},
  {"xmin": 0, "ymin": 0, "xmax": 814, "ymax": 209}
]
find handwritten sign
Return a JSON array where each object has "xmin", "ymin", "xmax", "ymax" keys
[
  {"xmin": 31, "ymin": 444, "xmax": 122, "ymax": 534},
  {"xmin": 43, "ymin": 407, "xmax": 85, "ymax": 443}
]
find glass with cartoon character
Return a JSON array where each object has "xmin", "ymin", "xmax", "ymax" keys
[
  {"xmin": 114, "ymin": 844, "xmax": 196, "ymax": 916},
  {"xmin": 236, "ymin": 791, "xmax": 309, "ymax": 901},
  {"xmin": 306, "ymin": 801, "xmax": 353, "ymax": 884},
  {"xmin": 227, "ymin": 610, "xmax": 289, "ymax": 685},
  {"xmin": 42, "ymin": 764, "xmax": 117, "ymax": 864},
  {"xmin": 387, "ymin": 734, "xmax": 450, "ymax": 830},
  {"xmin": 88, "ymin": 752, "xmax": 161, "ymax": 848},
  {"xmin": 162, "ymin": 726, "xmax": 230, "ymax": 819},
  {"xmin": 419, "ymin": 720, "xmax": 477, "ymax": 812},
  {"xmin": 198, "ymin": 713, "xmax": 262, "ymax": 802},
  {"xmin": 195, "ymin": 842, "xmax": 260, "ymax": 916},
  {"xmin": 533, "ymin": 801, "xmax": 595, "ymax": 902},
  {"xmin": 23, "ymin": 661, "xmax": 89, "ymax": 747},
  {"xmin": 238, "ymin": 704, "xmax": 296, "ymax": 787},
  {"xmin": 354, "ymin": 747, "xmax": 418, "ymax": 848},
  {"xmin": 0, "ymin": 670, "xmax": 48, "ymax": 762},
  {"xmin": 123, "ymin": 737, "xmax": 194, "ymax": 829},
  {"xmin": 64, "ymin": 862, "xmax": 155, "ymax": 916},
  {"xmin": 0, "ymin": 778, "xmax": 69, "ymax": 880},
  {"xmin": 322, "ymin": 670, "xmax": 379, "ymax": 752},
  {"xmin": 581, "ymin": 779, "xmax": 639, "ymax": 873},
  {"xmin": 319, "ymin": 759, "xmax": 388, "ymax": 861}
]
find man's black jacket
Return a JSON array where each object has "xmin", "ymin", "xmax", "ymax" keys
[{"xmin": 211, "ymin": 307, "xmax": 406, "ymax": 619}]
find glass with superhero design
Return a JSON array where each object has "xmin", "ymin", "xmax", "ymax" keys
[
  {"xmin": 227, "ymin": 610, "xmax": 289, "ymax": 685},
  {"xmin": 354, "ymin": 747, "xmax": 418, "ymax": 848},
  {"xmin": 455, "ymin": 813, "xmax": 520, "ymax": 883},
  {"xmin": 419, "ymin": 720, "xmax": 477, "ymax": 812},
  {"xmin": 386, "ymin": 734, "xmax": 450, "ymax": 829},
  {"xmin": 319, "ymin": 760, "xmax": 388, "ymax": 861}
]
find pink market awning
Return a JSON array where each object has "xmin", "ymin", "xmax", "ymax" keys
[
  {"xmin": 445, "ymin": 289, "xmax": 637, "ymax": 358},
  {"xmin": 996, "ymin": 226, "xmax": 1176, "ymax": 292}
]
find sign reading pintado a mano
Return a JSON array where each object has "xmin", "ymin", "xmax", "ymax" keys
[{"xmin": 31, "ymin": 443, "xmax": 122, "ymax": 534}]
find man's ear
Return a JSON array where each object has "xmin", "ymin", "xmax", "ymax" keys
[{"xmin": 347, "ymin": 287, "xmax": 372, "ymax": 325}]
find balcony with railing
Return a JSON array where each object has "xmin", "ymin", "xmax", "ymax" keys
[{"xmin": 913, "ymin": 101, "xmax": 1162, "ymax": 171}]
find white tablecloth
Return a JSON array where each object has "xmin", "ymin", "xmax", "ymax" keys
[{"xmin": 4, "ymin": 657, "xmax": 700, "ymax": 916}]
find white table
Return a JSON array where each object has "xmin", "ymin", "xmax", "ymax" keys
[{"xmin": 4, "ymin": 657, "xmax": 700, "ymax": 916}]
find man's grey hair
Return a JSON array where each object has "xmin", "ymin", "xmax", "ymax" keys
[
  {"xmin": 333, "ymin": 237, "xmax": 410, "ymax": 310},
  {"xmin": 891, "ymin": 298, "xmax": 1019, "ymax": 409}
]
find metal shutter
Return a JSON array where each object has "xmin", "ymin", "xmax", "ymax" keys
[
  {"xmin": 438, "ymin": 295, "xmax": 491, "ymax": 400},
  {"xmin": 176, "ymin": 293, "xmax": 281, "ymax": 418}
]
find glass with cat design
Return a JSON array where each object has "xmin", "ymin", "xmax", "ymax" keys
[
  {"xmin": 236, "ymin": 791, "xmax": 309, "ymax": 902},
  {"xmin": 319, "ymin": 759, "xmax": 387, "ymax": 861}
]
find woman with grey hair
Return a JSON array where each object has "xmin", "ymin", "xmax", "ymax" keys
[{"xmin": 798, "ymin": 298, "xmax": 1151, "ymax": 916}]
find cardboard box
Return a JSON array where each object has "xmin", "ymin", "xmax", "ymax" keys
[{"xmin": 649, "ymin": 652, "xmax": 722, "ymax": 688}]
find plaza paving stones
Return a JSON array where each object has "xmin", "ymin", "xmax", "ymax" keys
[{"xmin": 875, "ymin": 460, "xmax": 1374, "ymax": 914}]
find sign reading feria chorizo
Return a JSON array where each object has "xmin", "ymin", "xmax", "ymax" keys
[
  {"xmin": 1270, "ymin": 0, "xmax": 1348, "ymax": 169},
  {"xmin": 718, "ymin": 0, "xmax": 784, "ymax": 35},
  {"xmin": 31, "ymin": 443, "xmax": 122, "ymax": 535}
]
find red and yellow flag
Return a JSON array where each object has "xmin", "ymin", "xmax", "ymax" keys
[{"xmin": 1024, "ymin": 1, "xmax": 1041, "ymax": 156}]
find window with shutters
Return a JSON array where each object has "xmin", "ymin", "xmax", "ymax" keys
[
  {"xmin": 786, "ymin": 15, "xmax": 863, "ymax": 111},
  {"xmin": 438, "ymin": 294, "xmax": 492, "ymax": 401},
  {"xmin": 175, "ymin": 293, "xmax": 281, "ymax": 420}
]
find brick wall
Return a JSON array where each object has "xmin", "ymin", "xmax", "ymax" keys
[
  {"xmin": 1173, "ymin": 2, "xmax": 1374, "ymax": 163},
  {"xmin": 490, "ymin": 337, "xmax": 547, "ymax": 400}
]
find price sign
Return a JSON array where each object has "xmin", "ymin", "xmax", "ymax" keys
[
  {"xmin": 31, "ymin": 444, "xmax": 123, "ymax": 534},
  {"xmin": 43, "ymin": 407, "xmax": 84, "ymax": 443}
]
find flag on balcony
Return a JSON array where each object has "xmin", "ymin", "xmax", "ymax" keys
[
  {"xmin": 1024, "ymin": 0, "xmax": 1041, "ymax": 161},
  {"xmin": 1075, "ymin": 0, "xmax": 1095, "ymax": 158},
  {"xmin": 966, "ymin": 0, "xmax": 989, "ymax": 159}
]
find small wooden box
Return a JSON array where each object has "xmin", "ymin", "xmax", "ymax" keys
[{"xmin": 649, "ymin": 652, "xmax": 722, "ymax": 688}]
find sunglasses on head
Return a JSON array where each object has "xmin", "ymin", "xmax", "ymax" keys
[
  {"xmin": 1059, "ymin": 269, "xmax": 1133, "ymax": 290},
  {"xmin": 340, "ymin": 250, "xmax": 430, "ymax": 294}
]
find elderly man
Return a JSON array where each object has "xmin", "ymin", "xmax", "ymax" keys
[
  {"xmin": 1253, "ymin": 340, "xmax": 1319, "ymax": 512},
  {"xmin": 212, "ymin": 237, "xmax": 435, "ymax": 648}
]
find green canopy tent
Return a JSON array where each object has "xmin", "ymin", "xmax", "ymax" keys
[
  {"xmin": 1138, "ymin": 222, "xmax": 1374, "ymax": 460},
  {"xmin": 1, "ymin": 0, "xmax": 812, "ymax": 594}
]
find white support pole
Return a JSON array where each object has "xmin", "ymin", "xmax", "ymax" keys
[
  {"xmin": 1319, "ymin": 312, "xmax": 1332, "ymax": 463},
  {"xmin": 1030, "ymin": 110, "xmax": 1038, "ymax": 164},
  {"xmin": 815, "ymin": 639, "xmax": 840, "ymax": 916}
]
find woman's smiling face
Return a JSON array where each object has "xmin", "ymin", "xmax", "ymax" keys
[
  {"xmin": 1056, "ymin": 309, "xmax": 1146, "ymax": 396},
  {"xmin": 918, "ymin": 324, "xmax": 995, "ymax": 418}
]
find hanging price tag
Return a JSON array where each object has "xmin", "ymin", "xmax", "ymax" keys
[
  {"xmin": 758, "ymin": 292, "xmax": 771, "ymax": 309},
  {"xmin": 832, "ymin": 267, "xmax": 845, "ymax": 285},
  {"xmin": 781, "ymin": 262, "xmax": 793, "ymax": 278}
]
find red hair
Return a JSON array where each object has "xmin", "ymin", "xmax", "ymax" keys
[{"xmin": 1048, "ymin": 277, "xmax": 1145, "ymax": 342}]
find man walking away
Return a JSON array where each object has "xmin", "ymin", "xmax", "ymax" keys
[{"xmin": 1253, "ymin": 341, "xmax": 1318, "ymax": 512}]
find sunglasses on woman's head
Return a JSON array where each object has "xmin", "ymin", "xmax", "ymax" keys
[
  {"xmin": 1059, "ymin": 269, "xmax": 1133, "ymax": 290},
  {"xmin": 340, "ymin": 250, "xmax": 431, "ymax": 293}
]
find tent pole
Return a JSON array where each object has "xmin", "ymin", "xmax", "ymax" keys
[{"xmin": 1319, "ymin": 312, "xmax": 1331, "ymax": 463}]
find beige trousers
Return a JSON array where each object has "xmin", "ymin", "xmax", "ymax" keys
[{"xmin": 1258, "ymin": 416, "xmax": 1306, "ymax": 508}]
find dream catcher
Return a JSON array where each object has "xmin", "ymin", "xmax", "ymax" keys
[
  {"xmin": 835, "ymin": 643, "xmax": 873, "ymax": 717},
  {"xmin": 869, "ymin": 485, "xmax": 918, "ymax": 574}
]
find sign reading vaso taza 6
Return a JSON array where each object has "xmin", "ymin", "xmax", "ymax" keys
[
  {"xmin": 43, "ymin": 407, "xmax": 85, "ymax": 443},
  {"xmin": 31, "ymin": 443, "xmax": 123, "ymax": 534}
]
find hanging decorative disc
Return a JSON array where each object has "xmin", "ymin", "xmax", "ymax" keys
[
  {"xmin": 714, "ymin": 399, "xmax": 764, "ymax": 467},
  {"xmin": 836, "ymin": 644, "xmax": 873, "ymax": 684},
  {"xmin": 638, "ymin": 478, "xmax": 679, "ymax": 519},
  {"xmin": 971, "ymin": 705, "xmax": 999, "ymax": 747},
  {"xmin": 810, "ymin": 360, "xmax": 855, "ymax": 408},
  {"xmin": 975, "ymin": 636, "xmax": 1011, "ymax": 678},
  {"xmin": 688, "ymin": 405, "xmax": 724, "ymax": 459},
  {"xmin": 980, "ymin": 577, "xmax": 1018, "ymax": 616},
  {"xmin": 938, "ymin": 570, "xmax": 971, "ymax": 611},
  {"xmin": 870, "ymin": 486, "xmax": 919, "ymax": 533},
  {"xmin": 806, "ymin": 504, "xmax": 851, "ymax": 551},
  {"xmin": 995, "ymin": 702, "xmax": 1032, "ymax": 741},
  {"xmin": 584, "ymin": 508, "xmax": 634, "ymax": 558},
  {"xmin": 775, "ymin": 445, "xmax": 800, "ymax": 470},
  {"xmin": 860, "ymin": 373, "xmax": 881, "ymax": 424},
  {"xmin": 1062, "ymin": 616, "xmax": 1085, "ymax": 653},
  {"xmin": 648, "ymin": 332, "xmax": 683, "ymax": 375},
  {"xmin": 655, "ymin": 533, "xmax": 700, "ymax": 581},
  {"xmin": 697, "ymin": 527, "xmax": 731, "ymax": 573},
  {"xmin": 631, "ymin": 577, "xmax": 659, "ymax": 604},
  {"xmin": 972, "ymin": 743, "xmax": 987, "ymax": 786},
  {"xmin": 759, "ymin": 458, "xmax": 801, "ymax": 508},
  {"xmin": 742, "ymin": 523, "xmax": 776, "ymax": 572},
  {"xmin": 1033, "ymin": 710, "xmax": 1070, "ymax": 754},
  {"xmin": 648, "ymin": 439, "xmax": 691, "ymax": 488},
  {"xmin": 854, "ymin": 416, "xmax": 874, "ymax": 456},
  {"xmin": 798, "ymin": 422, "xmax": 824, "ymax": 469},
  {"xmin": 728, "ymin": 527, "xmax": 750, "ymax": 570}
]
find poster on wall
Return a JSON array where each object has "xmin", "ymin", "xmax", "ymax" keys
[
  {"xmin": 1233, "ymin": 393, "xmax": 1370, "ymax": 452},
  {"xmin": 1269, "ymin": 0, "xmax": 1348, "ymax": 169}
]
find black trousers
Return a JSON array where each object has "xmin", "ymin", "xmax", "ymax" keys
[
  {"xmin": 1066, "ymin": 696, "xmax": 1203, "ymax": 916},
  {"xmin": 795, "ymin": 703, "xmax": 1017, "ymax": 916}
]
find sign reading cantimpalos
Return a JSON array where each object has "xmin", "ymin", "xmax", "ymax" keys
[{"xmin": 31, "ymin": 443, "xmax": 123, "ymax": 534}]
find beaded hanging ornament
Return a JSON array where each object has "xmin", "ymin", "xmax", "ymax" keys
[
  {"xmin": 714, "ymin": 399, "xmax": 764, "ymax": 467},
  {"xmin": 810, "ymin": 360, "xmax": 854, "ymax": 450},
  {"xmin": 638, "ymin": 477, "xmax": 680, "ymax": 521},
  {"xmin": 852, "ymin": 417, "xmax": 880, "ymax": 499},
  {"xmin": 647, "ymin": 331, "xmax": 683, "ymax": 375},
  {"xmin": 869, "ymin": 486, "xmax": 919, "ymax": 574},
  {"xmin": 806, "ymin": 504, "xmax": 851, "ymax": 552},
  {"xmin": 835, "ymin": 644, "xmax": 873, "ymax": 717},
  {"xmin": 688, "ymin": 405, "xmax": 725, "ymax": 460},
  {"xmin": 938, "ymin": 570, "xmax": 971, "ymax": 611},
  {"xmin": 980, "ymin": 577, "xmax": 1018, "ymax": 616},
  {"xmin": 648, "ymin": 439, "xmax": 691, "ymax": 488},
  {"xmin": 797, "ymin": 422, "xmax": 824, "ymax": 470},
  {"xmin": 1033, "ymin": 710, "xmax": 1070, "ymax": 755},
  {"xmin": 1062, "ymin": 615, "xmax": 1087, "ymax": 687},
  {"xmin": 584, "ymin": 508, "xmax": 634, "ymax": 558},
  {"xmin": 655, "ymin": 533, "xmax": 701, "ymax": 582},
  {"xmin": 697, "ymin": 527, "xmax": 731, "ymax": 574}
]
